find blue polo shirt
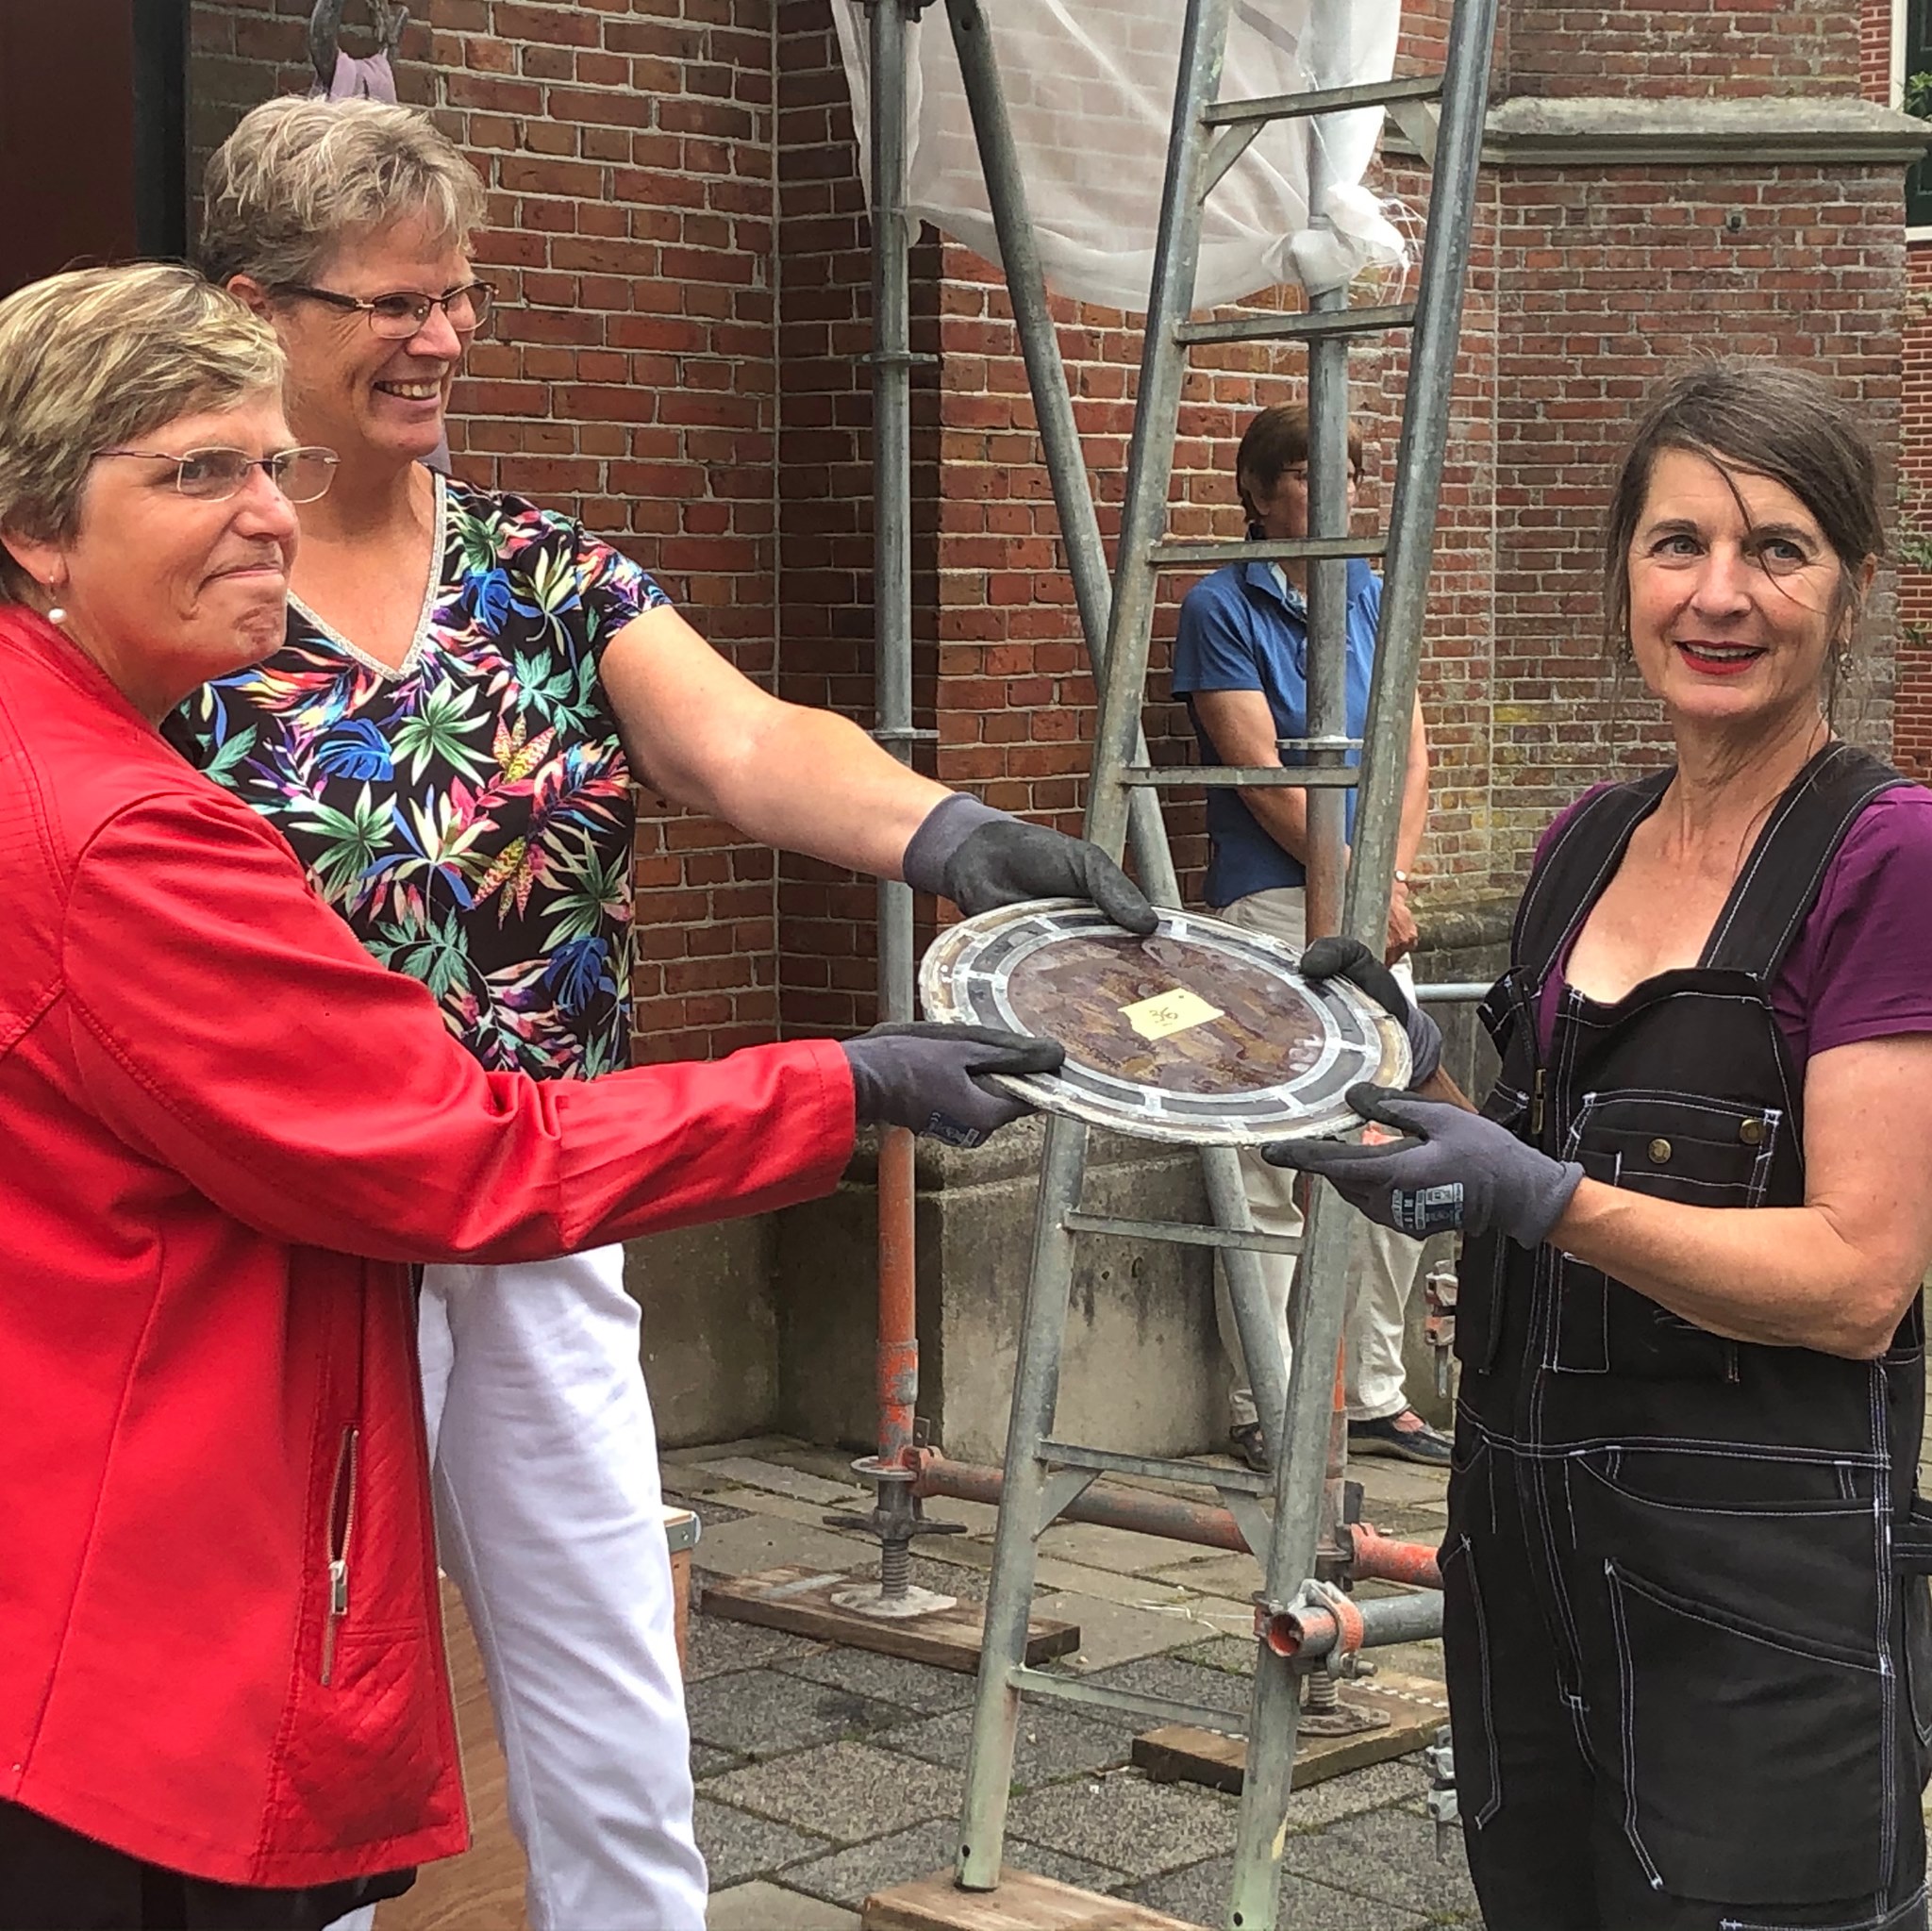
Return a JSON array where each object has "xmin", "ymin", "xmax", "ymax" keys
[{"xmin": 1171, "ymin": 556, "xmax": 1381, "ymax": 907}]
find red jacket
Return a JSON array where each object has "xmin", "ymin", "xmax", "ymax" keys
[{"xmin": 0, "ymin": 608, "xmax": 855, "ymax": 1886}]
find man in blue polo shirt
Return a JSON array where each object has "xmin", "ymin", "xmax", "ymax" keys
[{"xmin": 1172, "ymin": 402, "xmax": 1443, "ymax": 1471}]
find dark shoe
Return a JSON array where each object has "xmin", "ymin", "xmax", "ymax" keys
[
  {"xmin": 1348, "ymin": 1410, "xmax": 1452, "ymax": 1467},
  {"xmin": 1228, "ymin": 1422, "xmax": 1274, "ymax": 1473}
]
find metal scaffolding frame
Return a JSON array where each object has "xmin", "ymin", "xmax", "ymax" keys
[{"xmin": 853, "ymin": 2, "xmax": 1496, "ymax": 1923}]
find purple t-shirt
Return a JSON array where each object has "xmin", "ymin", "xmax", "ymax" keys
[{"xmin": 1533, "ymin": 781, "xmax": 1932, "ymax": 1068}]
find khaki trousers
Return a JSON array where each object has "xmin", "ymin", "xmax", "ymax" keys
[{"xmin": 1214, "ymin": 887, "xmax": 1426, "ymax": 1428}]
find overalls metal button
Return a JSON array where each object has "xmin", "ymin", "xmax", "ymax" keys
[
  {"xmin": 1739, "ymin": 1118, "xmax": 1767, "ymax": 1145},
  {"xmin": 1647, "ymin": 1138, "xmax": 1672, "ymax": 1163}
]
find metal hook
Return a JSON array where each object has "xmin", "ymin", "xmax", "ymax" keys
[{"xmin": 308, "ymin": 0, "xmax": 408, "ymax": 86}]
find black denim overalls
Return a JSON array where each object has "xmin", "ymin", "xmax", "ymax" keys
[{"xmin": 1444, "ymin": 742, "xmax": 1932, "ymax": 1931}]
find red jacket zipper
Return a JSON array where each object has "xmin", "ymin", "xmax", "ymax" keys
[{"xmin": 320, "ymin": 1426, "xmax": 358, "ymax": 1686}]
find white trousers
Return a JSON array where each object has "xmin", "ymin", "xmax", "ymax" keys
[
  {"xmin": 1213, "ymin": 888, "xmax": 1426, "ymax": 1429},
  {"xmin": 335, "ymin": 1246, "xmax": 705, "ymax": 1931}
]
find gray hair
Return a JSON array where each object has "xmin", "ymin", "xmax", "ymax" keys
[
  {"xmin": 200, "ymin": 95, "xmax": 486, "ymax": 290},
  {"xmin": 0, "ymin": 264, "xmax": 285, "ymax": 603}
]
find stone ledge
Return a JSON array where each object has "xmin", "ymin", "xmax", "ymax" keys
[
  {"xmin": 1388, "ymin": 94, "xmax": 1932, "ymax": 169},
  {"xmin": 1414, "ymin": 890, "xmax": 1516, "ymax": 959}
]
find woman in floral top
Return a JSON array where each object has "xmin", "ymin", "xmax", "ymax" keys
[{"xmin": 174, "ymin": 98, "xmax": 1151, "ymax": 1931}]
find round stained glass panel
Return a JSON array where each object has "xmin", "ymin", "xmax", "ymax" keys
[{"xmin": 919, "ymin": 898, "xmax": 1407, "ymax": 1146}]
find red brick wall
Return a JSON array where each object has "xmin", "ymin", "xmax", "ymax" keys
[
  {"xmin": 1491, "ymin": 163, "xmax": 1906, "ymax": 864},
  {"xmin": 184, "ymin": 0, "xmax": 1915, "ymax": 1051},
  {"xmin": 191, "ymin": 0, "xmax": 787, "ymax": 1061},
  {"xmin": 1873, "ymin": 0, "xmax": 1932, "ymax": 784},
  {"xmin": 1504, "ymin": 7, "xmax": 1861, "ymax": 97}
]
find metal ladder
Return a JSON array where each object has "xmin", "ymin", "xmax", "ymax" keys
[{"xmin": 937, "ymin": 2, "xmax": 1498, "ymax": 1925}]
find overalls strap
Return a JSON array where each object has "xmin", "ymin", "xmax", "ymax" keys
[{"xmin": 1701, "ymin": 740, "xmax": 1907, "ymax": 977}]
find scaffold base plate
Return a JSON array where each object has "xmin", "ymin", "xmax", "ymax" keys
[
  {"xmin": 701, "ymin": 1564, "xmax": 1079, "ymax": 1673},
  {"xmin": 862, "ymin": 1868, "xmax": 1205, "ymax": 1931},
  {"xmin": 1129, "ymin": 1671, "xmax": 1449, "ymax": 1795}
]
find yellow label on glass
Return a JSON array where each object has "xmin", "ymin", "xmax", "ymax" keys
[{"xmin": 1121, "ymin": 987, "xmax": 1224, "ymax": 1041}]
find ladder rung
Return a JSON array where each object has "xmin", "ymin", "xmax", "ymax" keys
[
  {"xmin": 1063, "ymin": 1210, "xmax": 1304, "ymax": 1258},
  {"xmin": 1146, "ymin": 534, "xmax": 1383, "ymax": 568},
  {"xmin": 1120, "ymin": 767, "xmax": 1358, "ymax": 790},
  {"xmin": 1040, "ymin": 1438, "xmax": 1276, "ymax": 1498},
  {"xmin": 1009, "ymin": 1666, "xmax": 1246, "ymax": 1737},
  {"xmin": 1204, "ymin": 74, "xmax": 1442, "ymax": 128},
  {"xmin": 1177, "ymin": 303, "xmax": 1415, "ymax": 347}
]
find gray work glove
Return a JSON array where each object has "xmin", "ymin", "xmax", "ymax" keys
[
  {"xmin": 902, "ymin": 794, "xmax": 1158, "ymax": 936},
  {"xmin": 842, "ymin": 1022, "xmax": 1065, "ymax": 1147},
  {"xmin": 1263, "ymin": 1084, "xmax": 1582, "ymax": 1248},
  {"xmin": 1298, "ymin": 935, "xmax": 1442, "ymax": 1090}
]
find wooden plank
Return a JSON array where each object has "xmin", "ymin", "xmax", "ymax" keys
[
  {"xmin": 701, "ymin": 1566, "xmax": 1080, "ymax": 1673},
  {"xmin": 380, "ymin": 1576, "xmax": 529, "ymax": 1931},
  {"xmin": 1130, "ymin": 1671, "xmax": 1449, "ymax": 1795},
  {"xmin": 863, "ymin": 1867, "xmax": 1206, "ymax": 1931}
]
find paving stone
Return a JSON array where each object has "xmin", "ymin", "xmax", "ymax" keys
[
  {"xmin": 685, "ymin": 1667, "xmax": 902, "ymax": 1759},
  {"xmin": 1032, "ymin": 1592, "xmax": 1214, "ymax": 1673},
  {"xmin": 692, "ymin": 1513, "xmax": 874, "ymax": 1580},
  {"xmin": 1084, "ymin": 1654, "xmax": 1251, "ymax": 1722},
  {"xmin": 1352, "ymin": 1460, "xmax": 1453, "ymax": 1511},
  {"xmin": 686, "ymin": 1612, "xmax": 828, "ymax": 1682},
  {"xmin": 691, "ymin": 1741, "xmax": 746, "ymax": 1780},
  {"xmin": 665, "ymin": 1490, "xmax": 748, "ymax": 1526},
  {"xmin": 1172, "ymin": 1635, "xmax": 1257, "ymax": 1676},
  {"xmin": 693, "ymin": 1797, "xmax": 834, "ymax": 1889},
  {"xmin": 706, "ymin": 1879, "xmax": 860, "ymax": 1930},
  {"xmin": 705, "ymin": 1740, "xmax": 965, "ymax": 1844},
  {"xmin": 779, "ymin": 1818, "xmax": 1127, "ymax": 1910},
  {"xmin": 1124, "ymin": 1854, "xmax": 1429, "ymax": 1930},
  {"xmin": 702, "ymin": 1456, "xmax": 869, "ymax": 1507},
  {"xmin": 1140, "ymin": 1553, "xmax": 1264, "ymax": 1598},
  {"xmin": 885, "ymin": 1703, "xmax": 1138, "ymax": 1790},
  {"xmin": 1005, "ymin": 1771, "xmax": 1236, "ymax": 1878},
  {"xmin": 1280, "ymin": 1804, "xmax": 1482, "ymax": 1919},
  {"xmin": 1282, "ymin": 1756, "xmax": 1431, "ymax": 1834},
  {"xmin": 776, "ymin": 1646, "xmax": 977, "ymax": 1716},
  {"xmin": 1038, "ymin": 1520, "xmax": 1225, "ymax": 1576},
  {"xmin": 908, "ymin": 1553, "xmax": 990, "ymax": 1602}
]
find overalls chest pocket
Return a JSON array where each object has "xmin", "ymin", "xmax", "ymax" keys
[{"xmin": 1551, "ymin": 1090, "xmax": 1780, "ymax": 1378}]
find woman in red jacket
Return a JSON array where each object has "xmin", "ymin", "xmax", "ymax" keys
[{"xmin": 0, "ymin": 261, "xmax": 1054, "ymax": 1931}]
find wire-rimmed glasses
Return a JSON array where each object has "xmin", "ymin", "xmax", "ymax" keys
[
  {"xmin": 275, "ymin": 280, "xmax": 495, "ymax": 339},
  {"xmin": 92, "ymin": 445, "xmax": 341, "ymax": 504}
]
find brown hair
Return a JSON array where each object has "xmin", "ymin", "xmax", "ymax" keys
[
  {"xmin": 1235, "ymin": 403, "xmax": 1364, "ymax": 524},
  {"xmin": 1602, "ymin": 362, "xmax": 1884, "ymax": 658}
]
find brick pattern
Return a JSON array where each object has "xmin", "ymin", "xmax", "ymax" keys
[
  {"xmin": 183, "ymin": 0, "xmax": 1916, "ymax": 1053},
  {"xmin": 1504, "ymin": 7, "xmax": 1861, "ymax": 98},
  {"xmin": 1491, "ymin": 163, "xmax": 1904, "ymax": 870},
  {"xmin": 191, "ymin": 0, "xmax": 787, "ymax": 1061}
]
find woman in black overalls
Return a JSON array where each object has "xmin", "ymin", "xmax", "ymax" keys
[{"xmin": 1276, "ymin": 364, "xmax": 1932, "ymax": 1929}]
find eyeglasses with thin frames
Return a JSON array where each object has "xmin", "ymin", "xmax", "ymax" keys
[
  {"xmin": 275, "ymin": 280, "xmax": 494, "ymax": 340},
  {"xmin": 92, "ymin": 446, "xmax": 340, "ymax": 505}
]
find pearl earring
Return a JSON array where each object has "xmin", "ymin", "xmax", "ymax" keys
[{"xmin": 46, "ymin": 606, "xmax": 66, "ymax": 625}]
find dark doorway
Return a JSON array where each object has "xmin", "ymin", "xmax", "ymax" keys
[{"xmin": 0, "ymin": 1, "xmax": 189, "ymax": 296}]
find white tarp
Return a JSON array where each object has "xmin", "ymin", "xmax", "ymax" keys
[{"xmin": 833, "ymin": 1, "xmax": 1407, "ymax": 310}]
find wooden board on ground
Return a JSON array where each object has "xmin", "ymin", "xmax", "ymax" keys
[
  {"xmin": 863, "ymin": 1867, "xmax": 1206, "ymax": 1931},
  {"xmin": 1130, "ymin": 1670, "xmax": 1449, "ymax": 1795},
  {"xmin": 701, "ymin": 1565, "xmax": 1079, "ymax": 1673},
  {"xmin": 379, "ymin": 1574, "xmax": 530, "ymax": 1931}
]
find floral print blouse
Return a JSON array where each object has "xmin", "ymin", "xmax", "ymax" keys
[{"xmin": 165, "ymin": 474, "xmax": 667, "ymax": 1082}]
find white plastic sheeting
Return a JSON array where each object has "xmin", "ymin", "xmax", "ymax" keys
[{"xmin": 832, "ymin": 1, "xmax": 1407, "ymax": 310}]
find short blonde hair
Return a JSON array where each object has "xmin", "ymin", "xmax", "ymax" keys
[
  {"xmin": 0, "ymin": 264, "xmax": 285, "ymax": 602},
  {"xmin": 201, "ymin": 96, "xmax": 487, "ymax": 289}
]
